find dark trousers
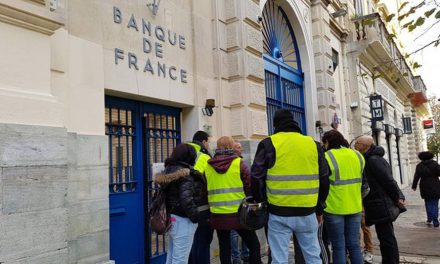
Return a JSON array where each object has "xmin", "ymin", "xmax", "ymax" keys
[
  {"xmin": 188, "ymin": 224, "xmax": 214, "ymax": 264},
  {"xmin": 375, "ymin": 221, "xmax": 399, "ymax": 264},
  {"xmin": 424, "ymin": 198, "xmax": 439, "ymax": 225},
  {"xmin": 217, "ymin": 229, "xmax": 261, "ymax": 264}
]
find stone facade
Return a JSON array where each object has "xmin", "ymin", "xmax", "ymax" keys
[{"xmin": 0, "ymin": 0, "xmax": 430, "ymax": 263}]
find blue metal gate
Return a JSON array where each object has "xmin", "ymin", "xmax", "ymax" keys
[
  {"xmin": 105, "ymin": 96, "xmax": 181, "ymax": 264},
  {"xmin": 262, "ymin": 1, "xmax": 306, "ymax": 135}
]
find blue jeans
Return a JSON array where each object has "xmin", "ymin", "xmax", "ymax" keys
[
  {"xmin": 231, "ymin": 230, "xmax": 249, "ymax": 261},
  {"xmin": 425, "ymin": 199, "xmax": 439, "ymax": 225},
  {"xmin": 324, "ymin": 213, "xmax": 362, "ymax": 264},
  {"xmin": 166, "ymin": 215, "xmax": 198, "ymax": 264},
  {"xmin": 268, "ymin": 213, "xmax": 321, "ymax": 264}
]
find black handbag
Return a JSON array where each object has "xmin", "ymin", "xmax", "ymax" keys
[{"xmin": 238, "ymin": 196, "xmax": 268, "ymax": 230}]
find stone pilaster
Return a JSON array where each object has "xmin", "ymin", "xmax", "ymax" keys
[
  {"xmin": 218, "ymin": 0, "xmax": 266, "ymax": 140},
  {"xmin": 312, "ymin": 0, "xmax": 336, "ymax": 130}
]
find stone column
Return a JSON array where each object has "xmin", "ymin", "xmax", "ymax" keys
[
  {"xmin": 312, "ymin": 0, "xmax": 336, "ymax": 131},
  {"xmin": 213, "ymin": 0, "xmax": 266, "ymax": 162}
]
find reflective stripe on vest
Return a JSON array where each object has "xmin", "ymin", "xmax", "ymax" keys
[
  {"xmin": 188, "ymin": 142, "xmax": 210, "ymax": 173},
  {"xmin": 267, "ymin": 132, "xmax": 319, "ymax": 208},
  {"xmin": 324, "ymin": 148, "xmax": 365, "ymax": 215},
  {"xmin": 326, "ymin": 150, "xmax": 364, "ymax": 185},
  {"xmin": 205, "ymin": 157, "xmax": 245, "ymax": 214}
]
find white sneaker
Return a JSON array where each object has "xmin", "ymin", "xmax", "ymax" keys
[{"xmin": 363, "ymin": 251, "xmax": 373, "ymax": 264}]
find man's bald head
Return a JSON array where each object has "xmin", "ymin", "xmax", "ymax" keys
[{"xmin": 355, "ymin": 135, "xmax": 374, "ymax": 154}]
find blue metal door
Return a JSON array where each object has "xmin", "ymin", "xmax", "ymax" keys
[
  {"xmin": 262, "ymin": 1, "xmax": 306, "ymax": 135},
  {"xmin": 105, "ymin": 96, "xmax": 181, "ymax": 264}
]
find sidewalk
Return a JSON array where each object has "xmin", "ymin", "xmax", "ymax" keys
[
  {"xmin": 368, "ymin": 186, "xmax": 440, "ymax": 264},
  {"xmin": 216, "ymin": 187, "xmax": 440, "ymax": 264}
]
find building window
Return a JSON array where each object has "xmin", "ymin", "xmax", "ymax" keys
[{"xmin": 332, "ymin": 49, "xmax": 339, "ymax": 72}]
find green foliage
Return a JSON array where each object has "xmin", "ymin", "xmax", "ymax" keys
[
  {"xmin": 425, "ymin": 8, "xmax": 436, "ymax": 18},
  {"xmin": 386, "ymin": 14, "xmax": 395, "ymax": 22},
  {"xmin": 398, "ymin": 1, "xmax": 410, "ymax": 13},
  {"xmin": 412, "ymin": 62, "xmax": 422, "ymax": 69}
]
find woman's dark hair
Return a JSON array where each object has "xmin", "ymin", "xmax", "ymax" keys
[
  {"xmin": 322, "ymin": 129, "xmax": 349, "ymax": 150},
  {"xmin": 418, "ymin": 151, "xmax": 434, "ymax": 161},
  {"xmin": 165, "ymin": 143, "xmax": 197, "ymax": 166}
]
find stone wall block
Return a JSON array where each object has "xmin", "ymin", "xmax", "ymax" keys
[
  {"xmin": 68, "ymin": 134, "xmax": 107, "ymax": 167},
  {"xmin": 213, "ymin": 50, "xmax": 230, "ymax": 79},
  {"xmin": 315, "ymin": 72, "xmax": 325, "ymax": 90},
  {"xmin": 230, "ymin": 108, "xmax": 246, "ymax": 137},
  {"xmin": 243, "ymin": 22, "xmax": 263, "ymax": 54},
  {"xmin": 229, "ymin": 80, "xmax": 244, "ymax": 106},
  {"xmin": 244, "ymin": 52, "xmax": 264, "ymax": 81},
  {"xmin": 68, "ymin": 199, "xmax": 109, "ymax": 240},
  {"xmin": 5, "ymin": 248, "xmax": 69, "ymax": 264},
  {"xmin": 2, "ymin": 166, "xmax": 67, "ymax": 214},
  {"xmin": 227, "ymin": 50, "xmax": 244, "ymax": 78},
  {"xmin": 243, "ymin": 0, "xmax": 260, "ymax": 28},
  {"xmin": 224, "ymin": 0, "xmax": 239, "ymax": 21},
  {"xmin": 314, "ymin": 55, "xmax": 324, "ymax": 73},
  {"xmin": 0, "ymin": 124, "xmax": 67, "ymax": 167},
  {"xmin": 0, "ymin": 208, "xmax": 67, "ymax": 262},
  {"xmin": 226, "ymin": 22, "xmax": 241, "ymax": 50},
  {"xmin": 326, "ymin": 73, "xmax": 335, "ymax": 91},
  {"xmin": 68, "ymin": 231, "xmax": 109, "ymax": 264},
  {"xmin": 0, "ymin": 168, "xmax": 2, "ymax": 216},
  {"xmin": 313, "ymin": 37, "xmax": 324, "ymax": 54},
  {"xmin": 212, "ymin": 20, "xmax": 227, "ymax": 51},
  {"xmin": 250, "ymin": 110, "xmax": 268, "ymax": 137},
  {"xmin": 68, "ymin": 166, "xmax": 108, "ymax": 202},
  {"xmin": 248, "ymin": 81, "xmax": 266, "ymax": 107}
]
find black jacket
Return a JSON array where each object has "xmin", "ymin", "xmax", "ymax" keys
[
  {"xmin": 251, "ymin": 127, "xmax": 330, "ymax": 216},
  {"xmin": 363, "ymin": 146, "xmax": 404, "ymax": 226},
  {"xmin": 153, "ymin": 163, "xmax": 206, "ymax": 223},
  {"xmin": 412, "ymin": 159, "xmax": 440, "ymax": 199}
]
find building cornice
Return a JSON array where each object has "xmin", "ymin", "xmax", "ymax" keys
[{"xmin": 0, "ymin": 0, "xmax": 65, "ymax": 35}]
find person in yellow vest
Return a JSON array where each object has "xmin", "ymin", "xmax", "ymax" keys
[
  {"xmin": 188, "ymin": 131, "xmax": 213, "ymax": 264},
  {"xmin": 206, "ymin": 136, "xmax": 261, "ymax": 264},
  {"xmin": 251, "ymin": 109, "xmax": 330, "ymax": 264},
  {"xmin": 321, "ymin": 130, "xmax": 365, "ymax": 264}
]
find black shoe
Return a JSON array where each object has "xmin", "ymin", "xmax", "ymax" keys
[{"xmin": 434, "ymin": 222, "xmax": 439, "ymax": 228}]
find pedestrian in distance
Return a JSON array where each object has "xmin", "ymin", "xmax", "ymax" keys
[
  {"xmin": 354, "ymin": 135, "xmax": 405, "ymax": 264},
  {"xmin": 251, "ymin": 109, "xmax": 330, "ymax": 264},
  {"xmin": 153, "ymin": 143, "xmax": 206, "ymax": 264},
  {"xmin": 322, "ymin": 130, "xmax": 365, "ymax": 264},
  {"xmin": 206, "ymin": 136, "xmax": 261, "ymax": 264},
  {"xmin": 188, "ymin": 131, "xmax": 214, "ymax": 264},
  {"xmin": 412, "ymin": 151, "xmax": 440, "ymax": 227}
]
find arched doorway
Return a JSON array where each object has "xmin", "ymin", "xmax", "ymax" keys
[{"xmin": 262, "ymin": 1, "xmax": 305, "ymax": 135}]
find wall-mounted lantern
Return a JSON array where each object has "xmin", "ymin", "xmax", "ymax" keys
[
  {"xmin": 371, "ymin": 120, "xmax": 384, "ymax": 132},
  {"xmin": 394, "ymin": 128, "xmax": 403, "ymax": 138},
  {"xmin": 384, "ymin": 124, "xmax": 395, "ymax": 135}
]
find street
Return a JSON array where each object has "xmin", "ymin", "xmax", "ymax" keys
[{"xmin": 369, "ymin": 187, "xmax": 440, "ymax": 264}]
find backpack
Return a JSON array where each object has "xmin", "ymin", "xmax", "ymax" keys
[{"xmin": 149, "ymin": 186, "xmax": 171, "ymax": 235}]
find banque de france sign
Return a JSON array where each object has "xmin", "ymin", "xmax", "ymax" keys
[{"xmin": 112, "ymin": 6, "xmax": 188, "ymax": 84}]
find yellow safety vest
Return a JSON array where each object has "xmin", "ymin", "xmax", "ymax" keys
[
  {"xmin": 188, "ymin": 142, "xmax": 211, "ymax": 173},
  {"xmin": 267, "ymin": 132, "xmax": 320, "ymax": 207},
  {"xmin": 205, "ymin": 157, "xmax": 245, "ymax": 214},
  {"xmin": 324, "ymin": 148, "xmax": 365, "ymax": 215}
]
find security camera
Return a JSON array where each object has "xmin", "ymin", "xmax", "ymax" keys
[{"xmin": 257, "ymin": 16, "xmax": 263, "ymax": 22}]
